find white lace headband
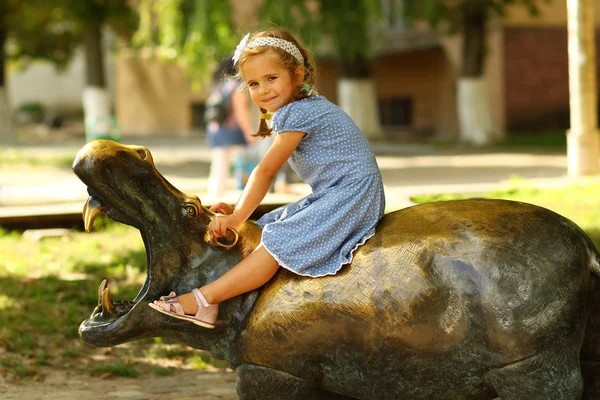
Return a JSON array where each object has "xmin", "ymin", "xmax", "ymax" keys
[{"xmin": 232, "ymin": 33, "xmax": 304, "ymax": 66}]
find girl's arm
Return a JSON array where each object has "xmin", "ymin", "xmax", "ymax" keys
[
  {"xmin": 209, "ymin": 131, "xmax": 304, "ymax": 237},
  {"xmin": 231, "ymin": 91, "xmax": 255, "ymax": 144}
]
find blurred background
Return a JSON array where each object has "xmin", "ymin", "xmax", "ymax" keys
[
  {"xmin": 2, "ymin": 1, "xmax": 600, "ymax": 398},
  {"xmin": 0, "ymin": 0, "xmax": 585, "ymax": 145}
]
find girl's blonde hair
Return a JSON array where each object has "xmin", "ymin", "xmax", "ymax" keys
[{"xmin": 235, "ymin": 28, "xmax": 317, "ymax": 137}]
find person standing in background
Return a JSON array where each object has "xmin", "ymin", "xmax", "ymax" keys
[{"xmin": 206, "ymin": 57, "xmax": 255, "ymax": 199}]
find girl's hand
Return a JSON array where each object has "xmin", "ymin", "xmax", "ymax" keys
[
  {"xmin": 209, "ymin": 213, "xmax": 243, "ymax": 238},
  {"xmin": 210, "ymin": 202, "xmax": 234, "ymax": 215}
]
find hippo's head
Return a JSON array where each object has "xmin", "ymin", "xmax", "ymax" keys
[{"xmin": 72, "ymin": 140, "xmax": 260, "ymax": 353}]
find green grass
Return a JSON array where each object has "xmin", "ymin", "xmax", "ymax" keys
[
  {"xmin": 0, "ymin": 216, "xmax": 146, "ymax": 277},
  {"xmin": 411, "ymin": 177, "xmax": 600, "ymax": 248},
  {"xmin": 0, "ymin": 218, "xmax": 229, "ymax": 381},
  {"xmin": 0, "ymin": 148, "xmax": 74, "ymax": 168},
  {"xmin": 153, "ymin": 366, "xmax": 177, "ymax": 376},
  {"xmin": 0, "ymin": 357, "xmax": 37, "ymax": 378},
  {"xmin": 88, "ymin": 362, "xmax": 140, "ymax": 378},
  {"xmin": 496, "ymin": 131, "xmax": 567, "ymax": 149},
  {"xmin": 430, "ymin": 131, "xmax": 568, "ymax": 151}
]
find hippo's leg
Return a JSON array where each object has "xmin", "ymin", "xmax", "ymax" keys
[
  {"xmin": 235, "ymin": 364, "xmax": 355, "ymax": 400},
  {"xmin": 581, "ymin": 275, "xmax": 600, "ymax": 399},
  {"xmin": 235, "ymin": 364, "xmax": 319, "ymax": 400},
  {"xmin": 484, "ymin": 349, "xmax": 583, "ymax": 400}
]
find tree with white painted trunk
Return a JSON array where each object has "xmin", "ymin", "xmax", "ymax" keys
[
  {"xmin": 57, "ymin": 1, "xmax": 136, "ymax": 141},
  {"xmin": 566, "ymin": 0, "xmax": 599, "ymax": 177},
  {"xmin": 401, "ymin": 0, "xmax": 550, "ymax": 145},
  {"xmin": 318, "ymin": 0, "xmax": 383, "ymax": 140},
  {"xmin": 0, "ymin": 1, "xmax": 135, "ymax": 142},
  {"xmin": 0, "ymin": 0, "xmax": 78, "ymax": 143}
]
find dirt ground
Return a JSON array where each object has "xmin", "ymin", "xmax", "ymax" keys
[{"xmin": 1, "ymin": 362, "xmax": 238, "ymax": 400}]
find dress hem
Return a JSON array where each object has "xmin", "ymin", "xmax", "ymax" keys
[{"xmin": 261, "ymin": 228, "xmax": 377, "ymax": 278}]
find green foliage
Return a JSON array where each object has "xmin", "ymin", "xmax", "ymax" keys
[
  {"xmin": 256, "ymin": 0, "xmax": 319, "ymax": 52},
  {"xmin": 399, "ymin": 0, "xmax": 552, "ymax": 33},
  {"xmin": 17, "ymin": 101, "xmax": 45, "ymax": 114},
  {"xmin": 134, "ymin": 0, "xmax": 385, "ymax": 85},
  {"xmin": 134, "ymin": 0, "xmax": 237, "ymax": 86},
  {"xmin": 318, "ymin": 0, "xmax": 381, "ymax": 62},
  {"xmin": 4, "ymin": 0, "xmax": 137, "ymax": 70}
]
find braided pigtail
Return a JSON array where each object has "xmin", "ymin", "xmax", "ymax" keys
[
  {"xmin": 254, "ymin": 106, "xmax": 273, "ymax": 138},
  {"xmin": 294, "ymin": 46, "xmax": 317, "ymax": 101}
]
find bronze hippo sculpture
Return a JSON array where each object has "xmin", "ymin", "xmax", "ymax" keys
[{"xmin": 73, "ymin": 140, "xmax": 600, "ymax": 400}]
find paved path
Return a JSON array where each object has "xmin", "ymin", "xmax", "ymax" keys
[
  {"xmin": 1, "ymin": 369, "xmax": 238, "ymax": 400},
  {"xmin": 0, "ymin": 134, "xmax": 570, "ymax": 216}
]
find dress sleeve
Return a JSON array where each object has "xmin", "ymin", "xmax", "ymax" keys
[{"xmin": 273, "ymin": 99, "xmax": 317, "ymax": 137}]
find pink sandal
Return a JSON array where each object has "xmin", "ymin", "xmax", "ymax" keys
[{"xmin": 148, "ymin": 288, "xmax": 218, "ymax": 329}]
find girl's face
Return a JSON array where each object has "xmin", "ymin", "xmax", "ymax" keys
[{"xmin": 242, "ymin": 50, "xmax": 304, "ymax": 113}]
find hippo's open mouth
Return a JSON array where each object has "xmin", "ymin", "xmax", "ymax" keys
[
  {"xmin": 72, "ymin": 140, "xmax": 201, "ymax": 346},
  {"xmin": 73, "ymin": 140, "xmax": 252, "ymax": 347},
  {"xmin": 79, "ymin": 187, "xmax": 152, "ymax": 339}
]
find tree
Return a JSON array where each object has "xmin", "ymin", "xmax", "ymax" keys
[
  {"xmin": 314, "ymin": 0, "xmax": 383, "ymax": 139},
  {"xmin": 401, "ymin": 0, "xmax": 551, "ymax": 145},
  {"xmin": 134, "ymin": 0, "xmax": 237, "ymax": 87},
  {"xmin": 1, "ymin": 0, "xmax": 79, "ymax": 142},
  {"xmin": 0, "ymin": 0, "xmax": 136, "ymax": 142},
  {"xmin": 136, "ymin": 0, "xmax": 384, "ymax": 139},
  {"xmin": 566, "ymin": 0, "xmax": 599, "ymax": 177},
  {"xmin": 56, "ymin": 0, "xmax": 137, "ymax": 140}
]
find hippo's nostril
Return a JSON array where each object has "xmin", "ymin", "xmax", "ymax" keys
[{"xmin": 137, "ymin": 149, "xmax": 147, "ymax": 160}]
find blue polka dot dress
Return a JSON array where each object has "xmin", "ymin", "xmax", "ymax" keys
[{"xmin": 256, "ymin": 95, "xmax": 386, "ymax": 278}]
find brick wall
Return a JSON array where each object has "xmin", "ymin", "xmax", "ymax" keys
[{"xmin": 504, "ymin": 26, "xmax": 600, "ymax": 132}]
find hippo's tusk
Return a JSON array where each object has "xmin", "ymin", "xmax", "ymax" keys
[
  {"xmin": 83, "ymin": 196, "xmax": 105, "ymax": 233},
  {"xmin": 98, "ymin": 279, "xmax": 107, "ymax": 306},
  {"xmin": 101, "ymin": 287, "xmax": 116, "ymax": 315},
  {"xmin": 213, "ymin": 228, "xmax": 239, "ymax": 249}
]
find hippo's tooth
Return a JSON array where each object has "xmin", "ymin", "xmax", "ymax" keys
[
  {"xmin": 97, "ymin": 279, "xmax": 107, "ymax": 306},
  {"xmin": 83, "ymin": 196, "xmax": 104, "ymax": 233},
  {"xmin": 102, "ymin": 287, "xmax": 116, "ymax": 315}
]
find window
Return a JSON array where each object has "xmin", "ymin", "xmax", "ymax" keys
[{"xmin": 379, "ymin": 97, "xmax": 413, "ymax": 127}]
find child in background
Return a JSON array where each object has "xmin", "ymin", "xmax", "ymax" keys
[
  {"xmin": 150, "ymin": 28, "xmax": 386, "ymax": 328},
  {"xmin": 206, "ymin": 57, "xmax": 255, "ymax": 199}
]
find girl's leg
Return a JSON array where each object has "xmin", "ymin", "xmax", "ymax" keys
[{"xmin": 165, "ymin": 244, "xmax": 279, "ymax": 315}]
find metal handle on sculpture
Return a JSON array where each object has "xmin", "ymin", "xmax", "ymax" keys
[{"xmin": 214, "ymin": 227, "xmax": 239, "ymax": 249}]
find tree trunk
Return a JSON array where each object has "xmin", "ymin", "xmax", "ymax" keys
[
  {"xmin": 83, "ymin": 25, "xmax": 106, "ymax": 87},
  {"xmin": 566, "ymin": 0, "xmax": 599, "ymax": 177},
  {"xmin": 0, "ymin": 2, "xmax": 13, "ymax": 143},
  {"xmin": 337, "ymin": 55, "xmax": 383, "ymax": 140},
  {"xmin": 82, "ymin": 25, "xmax": 117, "ymax": 141},
  {"xmin": 457, "ymin": 1, "xmax": 498, "ymax": 145}
]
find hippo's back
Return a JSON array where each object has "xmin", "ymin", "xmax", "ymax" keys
[{"xmin": 238, "ymin": 199, "xmax": 596, "ymax": 398}]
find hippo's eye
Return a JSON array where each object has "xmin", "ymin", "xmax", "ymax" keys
[
  {"xmin": 184, "ymin": 205, "xmax": 198, "ymax": 218},
  {"xmin": 137, "ymin": 149, "xmax": 147, "ymax": 160}
]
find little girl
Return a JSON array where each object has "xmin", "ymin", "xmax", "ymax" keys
[{"xmin": 149, "ymin": 28, "xmax": 386, "ymax": 328}]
